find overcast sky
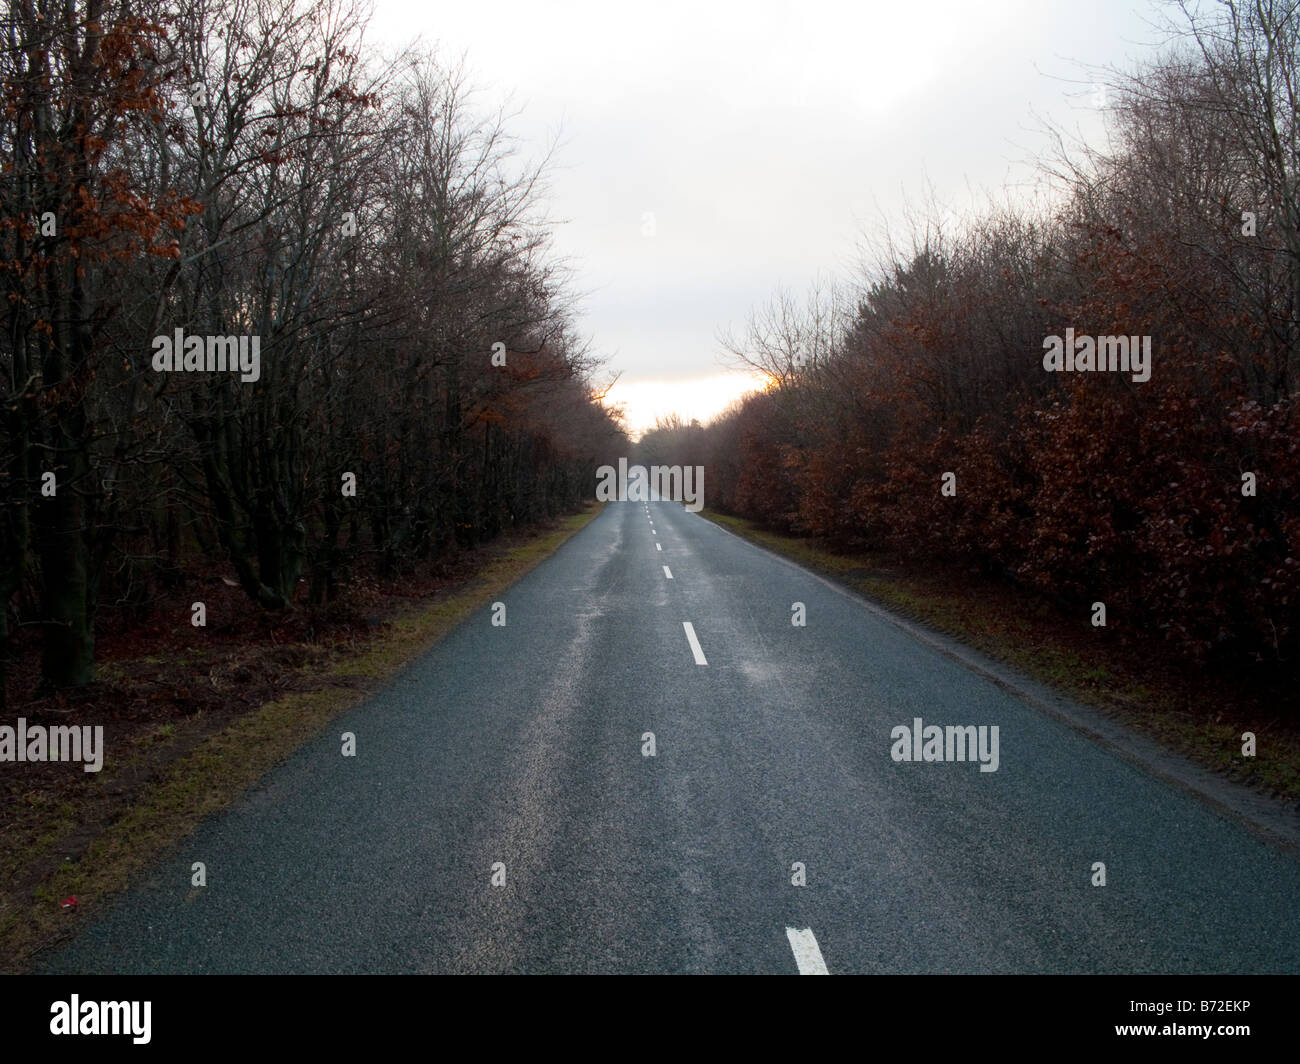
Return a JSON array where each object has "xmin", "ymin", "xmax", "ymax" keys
[{"xmin": 369, "ymin": 0, "xmax": 1166, "ymax": 436}]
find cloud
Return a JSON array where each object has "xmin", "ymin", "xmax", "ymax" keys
[{"xmin": 370, "ymin": 0, "xmax": 1155, "ymax": 410}]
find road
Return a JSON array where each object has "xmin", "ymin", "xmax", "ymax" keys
[{"xmin": 41, "ymin": 500, "xmax": 1300, "ymax": 973}]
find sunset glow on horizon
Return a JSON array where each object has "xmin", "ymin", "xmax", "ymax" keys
[{"xmin": 602, "ymin": 370, "xmax": 770, "ymax": 439}]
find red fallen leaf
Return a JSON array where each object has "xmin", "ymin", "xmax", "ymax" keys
[{"xmin": 60, "ymin": 896, "xmax": 78, "ymax": 910}]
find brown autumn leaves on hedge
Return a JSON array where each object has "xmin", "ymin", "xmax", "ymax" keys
[
  {"xmin": 649, "ymin": 2, "xmax": 1300, "ymax": 676},
  {"xmin": 0, "ymin": 0, "xmax": 624, "ymax": 701}
]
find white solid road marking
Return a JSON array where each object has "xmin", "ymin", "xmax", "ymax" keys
[
  {"xmin": 785, "ymin": 927, "xmax": 829, "ymax": 975},
  {"xmin": 663, "ymin": 566, "xmax": 673, "ymax": 579},
  {"xmin": 682, "ymin": 622, "xmax": 707, "ymax": 665}
]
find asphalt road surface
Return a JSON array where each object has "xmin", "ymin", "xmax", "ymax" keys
[{"xmin": 41, "ymin": 501, "xmax": 1300, "ymax": 973}]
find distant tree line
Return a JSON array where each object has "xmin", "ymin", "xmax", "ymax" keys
[
  {"xmin": 658, "ymin": 0, "xmax": 1300, "ymax": 675},
  {"xmin": 1, "ymin": 0, "xmax": 625, "ymax": 699}
]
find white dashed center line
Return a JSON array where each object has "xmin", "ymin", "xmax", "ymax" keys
[
  {"xmin": 785, "ymin": 928, "xmax": 829, "ymax": 974},
  {"xmin": 682, "ymin": 622, "xmax": 707, "ymax": 665},
  {"xmin": 663, "ymin": 566, "xmax": 673, "ymax": 579}
]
